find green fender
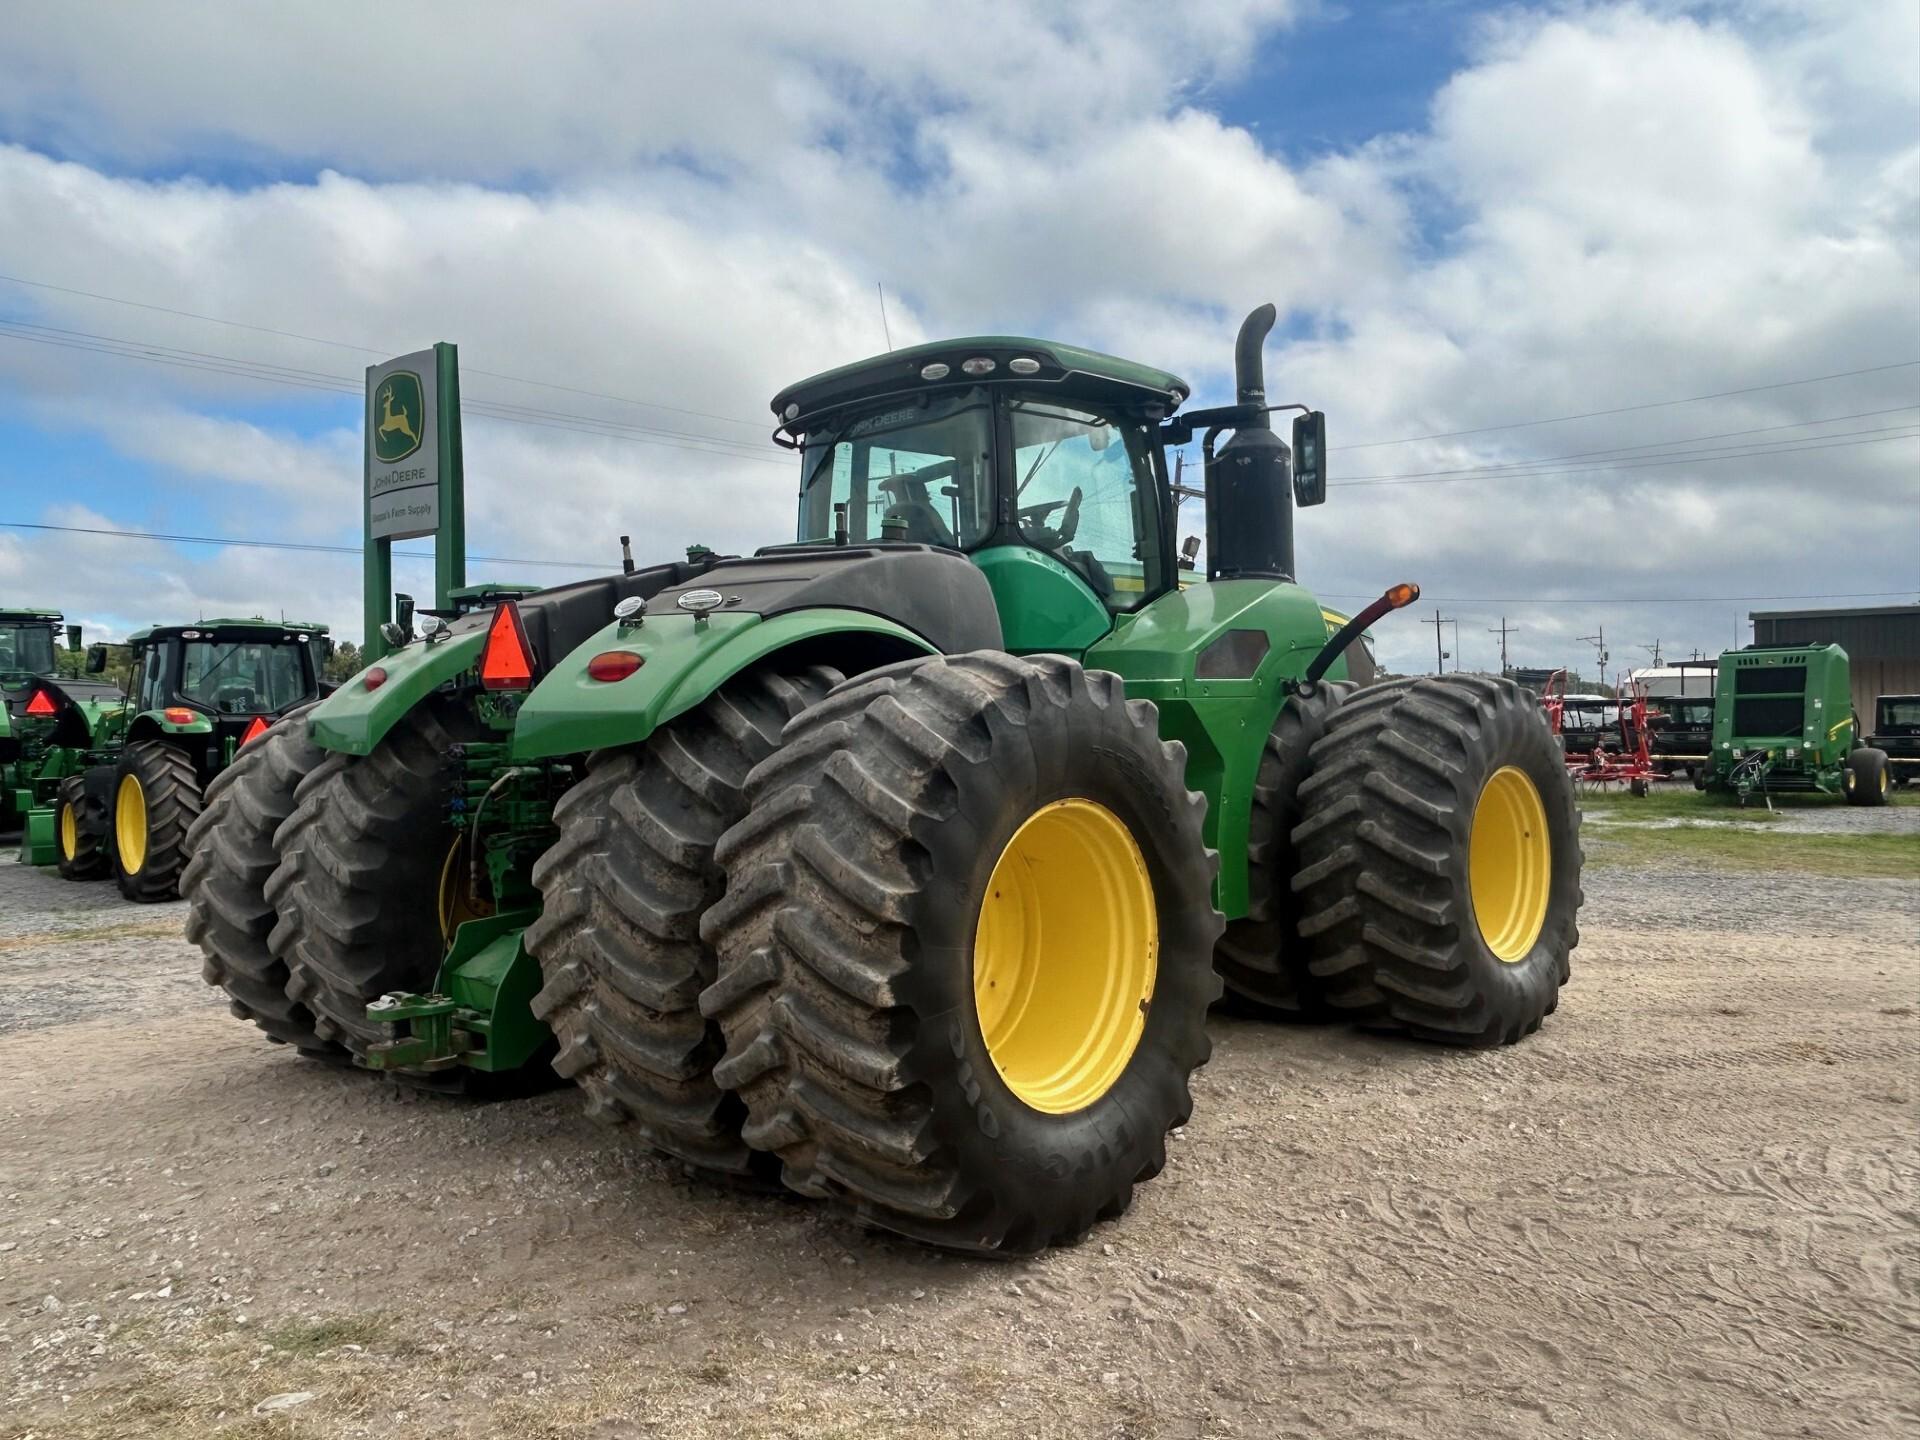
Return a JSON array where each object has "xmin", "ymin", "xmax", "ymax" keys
[
  {"xmin": 1087, "ymin": 578, "xmax": 1342, "ymax": 921},
  {"xmin": 133, "ymin": 709, "xmax": 213, "ymax": 739},
  {"xmin": 511, "ymin": 608, "xmax": 937, "ymax": 761},
  {"xmin": 307, "ymin": 630, "xmax": 487, "ymax": 757}
]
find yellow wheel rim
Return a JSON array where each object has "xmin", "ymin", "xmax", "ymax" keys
[
  {"xmin": 115, "ymin": 774, "xmax": 149, "ymax": 876},
  {"xmin": 972, "ymin": 798, "xmax": 1157, "ymax": 1114},
  {"xmin": 1469, "ymin": 766, "xmax": 1551, "ymax": 963},
  {"xmin": 59, "ymin": 803, "xmax": 78, "ymax": 861}
]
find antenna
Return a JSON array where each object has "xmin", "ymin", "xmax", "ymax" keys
[{"xmin": 876, "ymin": 282, "xmax": 894, "ymax": 352}]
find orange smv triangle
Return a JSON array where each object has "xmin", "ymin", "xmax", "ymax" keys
[
  {"xmin": 25, "ymin": 688, "xmax": 57, "ymax": 717},
  {"xmin": 240, "ymin": 716, "xmax": 270, "ymax": 746},
  {"xmin": 480, "ymin": 603, "xmax": 535, "ymax": 691}
]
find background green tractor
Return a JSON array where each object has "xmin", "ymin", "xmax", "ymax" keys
[
  {"xmin": 1704, "ymin": 642, "xmax": 1892, "ymax": 806},
  {"xmin": 39, "ymin": 618, "xmax": 331, "ymax": 899},
  {"xmin": 3, "ymin": 607, "xmax": 123, "ymax": 851},
  {"xmin": 189, "ymin": 305, "xmax": 1583, "ymax": 1256}
]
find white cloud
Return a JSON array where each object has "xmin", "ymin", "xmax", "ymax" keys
[{"xmin": 0, "ymin": 1, "xmax": 1914, "ymax": 672}]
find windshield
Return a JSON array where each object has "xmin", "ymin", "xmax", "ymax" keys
[
  {"xmin": 179, "ymin": 640, "xmax": 311, "ymax": 714},
  {"xmin": 798, "ymin": 389, "xmax": 994, "ymax": 549},
  {"xmin": 1879, "ymin": 697, "xmax": 1920, "ymax": 731},
  {"xmin": 0, "ymin": 622, "xmax": 56, "ymax": 679},
  {"xmin": 1657, "ymin": 698, "xmax": 1714, "ymax": 728}
]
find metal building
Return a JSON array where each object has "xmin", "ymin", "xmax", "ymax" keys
[{"xmin": 1749, "ymin": 604, "xmax": 1920, "ymax": 727}]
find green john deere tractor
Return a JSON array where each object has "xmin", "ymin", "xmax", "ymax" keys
[
  {"xmin": 188, "ymin": 306, "xmax": 1583, "ymax": 1255},
  {"xmin": 36, "ymin": 618, "xmax": 331, "ymax": 899},
  {"xmin": 3, "ymin": 607, "xmax": 124, "ymax": 849},
  {"xmin": 1703, "ymin": 642, "xmax": 1891, "ymax": 806}
]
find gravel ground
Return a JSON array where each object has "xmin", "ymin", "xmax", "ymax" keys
[{"xmin": 1, "ymin": 830, "xmax": 1916, "ymax": 1439}]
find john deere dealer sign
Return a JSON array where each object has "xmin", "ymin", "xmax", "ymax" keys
[{"xmin": 366, "ymin": 350, "xmax": 438, "ymax": 541}]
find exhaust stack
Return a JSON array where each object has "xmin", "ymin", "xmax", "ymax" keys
[{"xmin": 1205, "ymin": 303, "xmax": 1294, "ymax": 582}]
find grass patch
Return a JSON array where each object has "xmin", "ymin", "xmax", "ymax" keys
[
  {"xmin": 1582, "ymin": 785, "xmax": 1919, "ymax": 824},
  {"xmin": 1585, "ymin": 824, "xmax": 1918, "ymax": 878},
  {"xmin": 259, "ymin": 1313, "xmax": 418, "ymax": 1357}
]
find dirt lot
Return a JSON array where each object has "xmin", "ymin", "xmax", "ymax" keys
[{"xmin": 3, "ymin": 804, "xmax": 1916, "ymax": 1439}]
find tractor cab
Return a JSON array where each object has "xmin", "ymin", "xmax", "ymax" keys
[
  {"xmin": 0, "ymin": 608, "xmax": 65, "ymax": 690},
  {"xmin": 771, "ymin": 308, "xmax": 1328, "ymax": 657},
  {"xmin": 103, "ymin": 619, "xmax": 331, "ymax": 773}
]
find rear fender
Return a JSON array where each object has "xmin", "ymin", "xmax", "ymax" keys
[
  {"xmin": 307, "ymin": 630, "xmax": 486, "ymax": 757},
  {"xmin": 512, "ymin": 609, "xmax": 936, "ymax": 760}
]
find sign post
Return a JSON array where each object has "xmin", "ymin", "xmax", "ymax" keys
[{"xmin": 364, "ymin": 343, "xmax": 464, "ymax": 659}]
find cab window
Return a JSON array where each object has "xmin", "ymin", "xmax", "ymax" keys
[
  {"xmin": 1008, "ymin": 400, "xmax": 1161, "ymax": 610},
  {"xmin": 180, "ymin": 641, "xmax": 310, "ymax": 714},
  {"xmin": 797, "ymin": 389, "xmax": 994, "ymax": 549}
]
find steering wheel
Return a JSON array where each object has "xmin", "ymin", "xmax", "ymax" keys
[{"xmin": 1017, "ymin": 487, "xmax": 1083, "ymax": 550}]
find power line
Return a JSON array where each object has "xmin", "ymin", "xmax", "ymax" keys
[
  {"xmin": 1330, "ymin": 428, "xmax": 1920, "ymax": 488},
  {"xmin": 8, "ymin": 267, "xmax": 1919, "ymax": 462},
  {"xmin": 0, "ymin": 270, "xmax": 769, "ymax": 430},
  {"xmin": 1334, "ymin": 360, "xmax": 1920, "ymax": 451},
  {"xmin": 0, "ymin": 322, "xmax": 791, "ymax": 466},
  {"xmin": 0, "ymin": 520, "xmax": 606, "ymax": 571},
  {"xmin": 1333, "ymin": 406, "xmax": 1920, "ymax": 482},
  {"xmin": 6, "ymin": 520, "xmax": 1915, "ymax": 606}
]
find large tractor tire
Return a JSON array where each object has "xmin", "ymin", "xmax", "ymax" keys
[
  {"xmin": 265, "ymin": 702, "xmax": 477, "ymax": 1060},
  {"xmin": 526, "ymin": 663, "xmax": 843, "ymax": 1182},
  {"xmin": 1843, "ymin": 748, "xmax": 1890, "ymax": 807},
  {"xmin": 701, "ymin": 653, "xmax": 1223, "ymax": 1257},
  {"xmin": 1214, "ymin": 681, "xmax": 1352, "ymax": 1018},
  {"xmin": 1292, "ymin": 674, "xmax": 1581, "ymax": 1046},
  {"xmin": 54, "ymin": 773, "xmax": 110, "ymax": 880},
  {"xmin": 182, "ymin": 705, "xmax": 337, "ymax": 1056},
  {"xmin": 112, "ymin": 741, "xmax": 203, "ymax": 902}
]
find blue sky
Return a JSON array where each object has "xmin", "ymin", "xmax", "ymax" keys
[{"xmin": 0, "ymin": 2, "xmax": 1914, "ymax": 667}]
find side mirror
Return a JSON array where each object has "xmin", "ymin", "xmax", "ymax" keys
[
  {"xmin": 85, "ymin": 644, "xmax": 108, "ymax": 674},
  {"xmin": 394, "ymin": 592, "xmax": 415, "ymax": 636},
  {"xmin": 1291, "ymin": 410, "xmax": 1327, "ymax": 507},
  {"xmin": 65, "ymin": 624, "xmax": 83, "ymax": 652}
]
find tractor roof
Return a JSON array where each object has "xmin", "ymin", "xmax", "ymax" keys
[
  {"xmin": 124, "ymin": 618, "xmax": 330, "ymax": 643},
  {"xmin": 0, "ymin": 608, "xmax": 62, "ymax": 623},
  {"xmin": 771, "ymin": 337, "xmax": 1190, "ymax": 432}
]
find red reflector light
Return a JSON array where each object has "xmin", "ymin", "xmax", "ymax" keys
[
  {"xmin": 364, "ymin": 666, "xmax": 388, "ymax": 692},
  {"xmin": 480, "ymin": 602, "xmax": 536, "ymax": 691},
  {"xmin": 24, "ymin": 688, "xmax": 56, "ymax": 717},
  {"xmin": 240, "ymin": 716, "xmax": 270, "ymax": 746},
  {"xmin": 586, "ymin": 650, "xmax": 644, "ymax": 683},
  {"xmin": 164, "ymin": 707, "xmax": 196, "ymax": 726}
]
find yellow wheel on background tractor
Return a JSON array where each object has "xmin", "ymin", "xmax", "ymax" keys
[
  {"xmin": 704, "ymin": 652, "xmax": 1222, "ymax": 1257},
  {"xmin": 115, "ymin": 773, "xmax": 148, "ymax": 876},
  {"xmin": 53, "ymin": 773, "xmax": 110, "ymax": 882},
  {"xmin": 1292, "ymin": 674, "xmax": 1582, "ymax": 1045},
  {"xmin": 111, "ymin": 741, "xmax": 202, "ymax": 902}
]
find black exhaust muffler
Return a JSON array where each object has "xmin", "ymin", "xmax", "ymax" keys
[{"xmin": 1205, "ymin": 303, "xmax": 1294, "ymax": 582}]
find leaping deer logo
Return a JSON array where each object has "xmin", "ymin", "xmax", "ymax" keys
[{"xmin": 377, "ymin": 382, "xmax": 419, "ymax": 446}]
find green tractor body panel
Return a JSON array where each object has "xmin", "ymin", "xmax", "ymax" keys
[
  {"xmin": 363, "ymin": 909, "xmax": 549, "ymax": 1074},
  {"xmin": 1706, "ymin": 643, "xmax": 1857, "ymax": 798},
  {"xmin": 972, "ymin": 545, "xmax": 1113, "ymax": 656},
  {"xmin": 1088, "ymin": 578, "xmax": 1343, "ymax": 919},
  {"xmin": 308, "ymin": 629, "xmax": 487, "ymax": 756},
  {"xmin": 511, "ymin": 608, "xmax": 939, "ymax": 761}
]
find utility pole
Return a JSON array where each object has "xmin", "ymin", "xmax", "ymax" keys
[
  {"xmin": 1578, "ymin": 624, "xmax": 1609, "ymax": 683},
  {"xmin": 1425, "ymin": 608, "xmax": 1454, "ymax": 674},
  {"xmin": 1643, "ymin": 639, "xmax": 1663, "ymax": 667},
  {"xmin": 1488, "ymin": 616, "xmax": 1518, "ymax": 673}
]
